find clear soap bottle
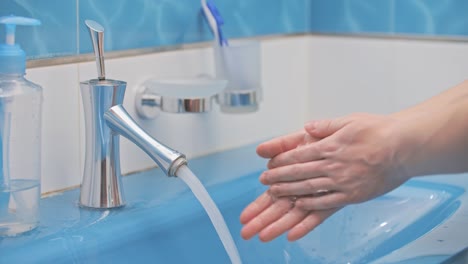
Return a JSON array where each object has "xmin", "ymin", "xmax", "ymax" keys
[{"xmin": 0, "ymin": 15, "xmax": 42, "ymax": 236}]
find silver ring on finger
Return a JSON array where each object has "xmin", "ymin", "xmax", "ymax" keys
[
  {"xmin": 314, "ymin": 189, "xmax": 332, "ymax": 197},
  {"xmin": 289, "ymin": 196, "xmax": 298, "ymax": 208}
]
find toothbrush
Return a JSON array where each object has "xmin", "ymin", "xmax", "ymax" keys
[{"xmin": 201, "ymin": 0, "xmax": 228, "ymax": 46}]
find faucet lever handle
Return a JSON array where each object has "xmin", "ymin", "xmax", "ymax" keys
[{"xmin": 85, "ymin": 20, "xmax": 106, "ymax": 80}]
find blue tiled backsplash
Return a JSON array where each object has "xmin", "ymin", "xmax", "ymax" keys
[{"xmin": 1, "ymin": 0, "xmax": 467, "ymax": 60}]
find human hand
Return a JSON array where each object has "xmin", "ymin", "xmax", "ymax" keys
[
  {"xmin": 240, "ymin": 129, "xmax": 339, "ymax": 242},
  {"xmin": 255, "ymin": 129, "xmax": 319, "ymax": 159},
  {"xmin": 263, "ymin": 113, "xmax": 410, "ymax": 211},
  {"xmin": 240, "ymin": 190, "xmax": 339, "ymax": 242},
  {"xmin": 241, "ymin": 113, "xmax": 411, "ymax": 242}
]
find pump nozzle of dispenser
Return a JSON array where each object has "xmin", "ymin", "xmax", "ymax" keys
[
  {"xmin": 0, "ymin": 15, "xmax": 40, "ymax": 75},
  {"xmin": 0, "ymin": 16, "xmax": 41, "ymax": 45}
]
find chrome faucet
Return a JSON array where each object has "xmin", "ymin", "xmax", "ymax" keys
[{"xmin": 79, "ymin": 20, "xmax": 187, "ymax": 209}]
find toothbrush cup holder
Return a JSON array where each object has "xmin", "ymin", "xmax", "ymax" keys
[
  {"xmin": 214, "ymin": 40, "xmax": 262, "ymax": 113},
  {"xmin": 135, "ymin": 78, "xmax": 227, "ymax": 119}
]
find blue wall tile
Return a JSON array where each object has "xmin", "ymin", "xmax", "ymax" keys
[
  {"xmin": 217, "ymin": 0, "xmax": 310, "ymax": 38},
  {"xmin": 309, "ymin": 0, "xmax": 468, "ymax": 37},
  {"xmin": 78, "ymin": 0, "xmax": 209, "ymax": 53},
  {"xmin": 309, "ymin": 0, "xmax": 394, "ymax": 34},
  {"xmin": 2, "ymin": 0, "xmax": 468, "ymax": 60},
  {"xmin": 0, "ymin": 0, "xmax": 77, "ymax": 59},
  {"xmin": 78, "ymin": 0, "xmax": 310, "ymax": 54},
  {"xmin": 394, "ymin": 0, "xmax": 468, "ymax": 37}
]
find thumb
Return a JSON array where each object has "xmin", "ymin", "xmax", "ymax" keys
[{"xmin": 304, "ymin": 118, "xmax": 348, "ymax": 138}]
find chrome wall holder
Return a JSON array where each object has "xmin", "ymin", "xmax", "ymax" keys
[
  {"xmin": 217, "ymin": 90, "xmax": 259, "ymax": 113},
  {"xmin": 135, "ymin": 78, "xmax": 227, "ymax": 119}
]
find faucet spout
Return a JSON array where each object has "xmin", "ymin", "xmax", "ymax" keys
[{"xmin": 104, "ymin": 105, "xmax": 187, "ymax": 176}]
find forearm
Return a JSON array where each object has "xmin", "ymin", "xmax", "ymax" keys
[
  {"xmin": 391, "ymin": 80, "xmax": 468, "ymax": 177},
  {"xmin": 395, "ymin": 81, "xmax": 468, "ymax": 116}
]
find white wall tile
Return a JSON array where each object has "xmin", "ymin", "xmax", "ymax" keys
[
  {"xmin": 26, "ymin": 64, "xmax": 81, "ymax": 193},
  {"xmin": 307, "ymin": 35, "xmax": 468, "ymax": 120},
  {"xmin": 307, "ymin": 36, "xmax": 398, "ymax": 120},
  {"xmin": 393, "ymin": 39, "xmax": 468, "ymax": 110}
]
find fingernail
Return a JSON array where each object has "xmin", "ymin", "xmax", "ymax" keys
[
  {"xmin": 267, "ymin": 160, "xmax": 275, "ymax": 169},
  {"xmin": 304, "ymin": 121, "xmax": 317, "ymax": 131},
  {"xmin": 259, "ymin": 173, "xmax": 268, "ymax": 185}
]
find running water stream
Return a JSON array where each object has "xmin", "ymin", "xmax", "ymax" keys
[{"xmin": 176, "ymin": 165, "xmax": 242, "ymax": 264}]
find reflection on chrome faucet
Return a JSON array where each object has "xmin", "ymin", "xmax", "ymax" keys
[
  {"xmin": 79, "ymin": 20, "xmax": 187, "ymax": 209},
  {"xmin": 79, "ymin": 79, "xmax": 186, "ymax": 208}
]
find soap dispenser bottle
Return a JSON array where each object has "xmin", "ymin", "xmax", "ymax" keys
[{"xmin": 0, "ymin": 15, "xmax": 42, "ymax": 236}]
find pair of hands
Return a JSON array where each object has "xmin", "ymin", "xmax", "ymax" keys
[{"xmin": 240, "ymin": 113, "xmax": 410, "ymax": 242}]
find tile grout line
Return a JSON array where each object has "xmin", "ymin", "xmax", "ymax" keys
[
  {"xmin": 390, "ymin": 0, "xmax": 395, "ymax": 34},
  {"xmin": 76, "ymin": 0, "xmax": 83, "ymax": 190},
  {"xmin": 76, "ymin": 0, "xmax": 80, "ymax": 56},
  {"xmin": 76, "ymin": 62, "xmax": 82, "ymax": 191},
  {"xmin": 27, "ymin": 32, "xmax": 468, "ymax": 69}
]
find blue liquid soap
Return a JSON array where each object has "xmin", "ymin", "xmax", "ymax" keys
[{"xmin": 0, "ymin": 15, "xmax": 42, "ymax": 236}]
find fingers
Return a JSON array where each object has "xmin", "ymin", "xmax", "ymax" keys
[
  {"xmin": 264, "ymin": 117, "xmax": 352, "ymax": 169},
  {"xmin": 269, "ymin": 177, "xmax": 336, "ymax": 197},
  {"xmin": 295, "ymin": 192, "xmax": 348, "ymax": 211},
  {"xmin": 305, "ymin": 117, "xmax": 349, "ymax": 138},
  {"xmin": 257, "ymin": 117, "xmax": 348, "ymax": 164},
  {"xmin": 258, "ymin": 207, "xmax": 308, "ymax": 242},
  {"xmin": 256, "ymin": 130, "xmax": 320, "ymax": 159},
  {"xmin": 287, "ymin": 208, "xmax": 340, "ymax": 241},
  {"xmin": 240, "ymin": 191, "xmax": 273, "ymax": 225},
  {"xmin": 240, "ymin": 197, "xmax": 292, "ymax": 240},
  {"xmin": 267, "ymin": 142, "xmax": 323, "ymax": 169},
  {"xmin": 240, "ymin": 192, "xmax": 346, "ymax": 242},
  {"xmin": 260, "ymin": 161, "xmax": 328, "ymax": 185}
]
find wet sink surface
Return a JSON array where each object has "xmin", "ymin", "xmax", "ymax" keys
[{"xmin": 0, "ymin": 145, "xmax": 464, "ymax": 263}]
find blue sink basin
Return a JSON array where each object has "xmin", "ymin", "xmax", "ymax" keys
[{"xmin": 0, "ymin": 145, "xmax": 464, "ymax": 263}]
